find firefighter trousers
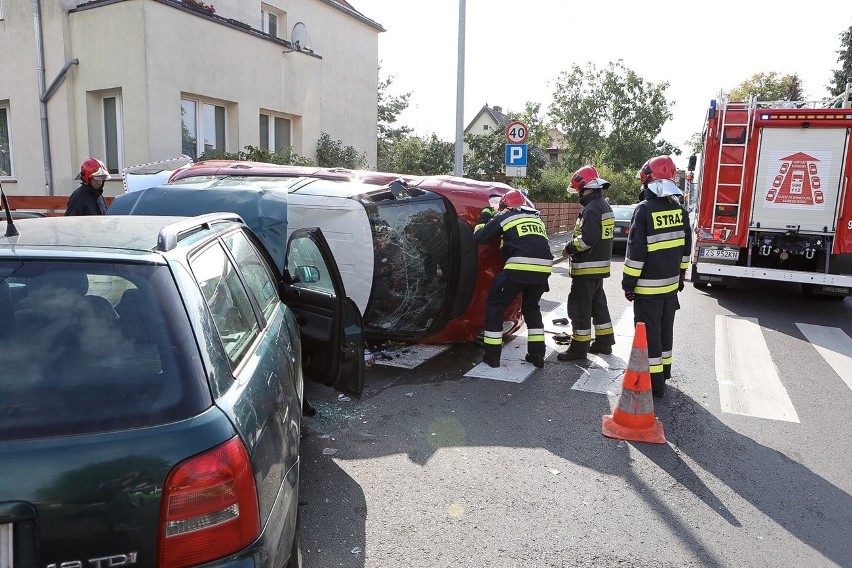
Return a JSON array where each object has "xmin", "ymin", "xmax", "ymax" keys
[
  {"xmin": 633, "ymin": 294, "xmax": 679, "ymax": 394},
  {"xmin": 565, "ymin": 278, "xmax": 614, "ymax": 354},
  {"xmin": 483, "ymin": 272, "xmax": 548, "ymax": 362}
]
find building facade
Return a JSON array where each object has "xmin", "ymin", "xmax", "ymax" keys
[{"xmin": 0, "ymin": 0, "xmax": 383, "ymax": 197}]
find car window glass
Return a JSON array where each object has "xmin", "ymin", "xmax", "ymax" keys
[
  {"xmin": 223, "ymin": 231, "xmax": 279, "ymax": 322},
  {"xmin": 0, "ymin": 261, "xmax": 209, "ymax": 441},
  {"xmin": 613, "ymin": 206, "xmax": 636, "ymax": 221},
  {"xmin": 364, "ymin": 200, "xmax": 451, "ymax": 335},
  {"xmin": 286, "ymin": 236, "xmax": 335, "ymax": 294},
  {"xmin": 191, "ymin": 243, "xmax": 260, "ymax": 369}
]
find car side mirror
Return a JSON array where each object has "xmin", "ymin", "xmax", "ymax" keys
[{"xmin": 296, "ymin": 265, "xmax": 320, "ymax": 283}]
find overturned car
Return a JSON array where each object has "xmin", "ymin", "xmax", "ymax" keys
[{"xmin": 114, "ymin": 160, "xmax": 530, "ymax": 345}]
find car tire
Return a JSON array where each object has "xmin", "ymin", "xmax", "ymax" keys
[
  {"xmin": 287, "ymin": 518, "xmax": 303, "ymax": 568},
  {"xmin": 693, "ymin": 281, "xmax": 708, "ymax": 289}
]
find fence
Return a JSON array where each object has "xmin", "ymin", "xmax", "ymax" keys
[{"xmin": 5, "ymin": 195, "xmax": 115, "ymax": 216}]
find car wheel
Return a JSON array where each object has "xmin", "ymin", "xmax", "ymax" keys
[{"xmin": 287, "ymin": 519, "xmax": 303, "ymax": 568}]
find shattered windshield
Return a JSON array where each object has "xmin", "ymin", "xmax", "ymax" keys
[{"xmin": 364, "ymin": 198, "xmax": 452, "ymax": 339}]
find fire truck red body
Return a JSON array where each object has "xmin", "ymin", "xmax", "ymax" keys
[{"xmin": 691, "ymin": 85, "xmax": 852, "ymax": 297}]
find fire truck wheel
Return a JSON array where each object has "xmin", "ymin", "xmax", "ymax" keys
[{"xmin": 693, "ymin": 281, "xmax": 708, "ymax": 289}]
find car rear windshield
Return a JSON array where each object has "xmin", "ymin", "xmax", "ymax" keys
[
  {"xmin": 612, "ymin": 206, "xmax": 636, "ymax": 221},
  {"xmin": 0, "ymin": 261, "xmax": 210, "ymax": 442}
]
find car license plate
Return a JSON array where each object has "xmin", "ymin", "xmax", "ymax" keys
[
  {"xmin": 699, "ymin": 247, "xmax": 738, "ymax": 260},
  {"xmin": 0, "ymin": 523, "xmax": 12, "ymax": 568}
]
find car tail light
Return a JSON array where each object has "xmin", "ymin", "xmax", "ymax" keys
[{"xmin": 158, "ymin": 436, "xmax": 260, "ymax": 568}]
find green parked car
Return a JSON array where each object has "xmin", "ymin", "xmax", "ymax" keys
[{"xmin": 0, "ymin": 212, "xmax": 362, "ymax": 567}]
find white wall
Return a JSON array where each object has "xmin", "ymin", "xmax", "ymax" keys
[{"xmin": 1, "ymin": 0, "xmax": 381, "ymax": 197}]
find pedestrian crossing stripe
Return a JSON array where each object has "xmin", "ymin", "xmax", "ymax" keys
[
  {"xmin": 465, "ymin": 308, "xmax": 852, "ymax": 423},
  {"xmin": 795, "ymin": 323, "xmax": 852, "ymax": 392},
  {"xmin": 715, "ymin": 316, "xmax": 800, "ymax": 423}
]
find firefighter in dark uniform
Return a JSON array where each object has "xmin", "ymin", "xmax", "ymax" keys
[
  {"xmin": 66, "ymin": 158, "xmax": 110, "ymax": 216},
  {"xmin": 474, "ymin": 189, "xmax": 553, "ymax": 369},
  {"xmin": 557, "ymin": 166, "xmax": 616, "ymax": 361},
  {"xmin": 622, "ymin": 155, "xmax": 692, "ymax": 397}
]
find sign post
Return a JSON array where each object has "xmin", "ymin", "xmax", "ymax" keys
[{"xmin": 505, "ymin": 121, "xmax": 529, "ymax": 180}]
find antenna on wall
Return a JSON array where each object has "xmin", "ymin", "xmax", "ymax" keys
[{"xmin": 291, "ymin": 22, "xmax": 310, "ymax": 52}]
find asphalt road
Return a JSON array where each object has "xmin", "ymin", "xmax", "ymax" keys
[{"xmin": 298, "ymin": 236, "xmax": 852, "ymax": 568}]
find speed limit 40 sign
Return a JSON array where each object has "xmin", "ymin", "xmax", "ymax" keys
[{"xmin": 505, "ymin": 121, "xmax": 529, "ymax": 144}]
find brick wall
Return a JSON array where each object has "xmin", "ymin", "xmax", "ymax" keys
[{"xmin": 535, "ymin": 202, "xmax": 579, "ymax": 235}]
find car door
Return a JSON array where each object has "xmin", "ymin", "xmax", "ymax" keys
[{"xmin": 282, "ymin": 227, "xmax": 365, "ymax": 397}]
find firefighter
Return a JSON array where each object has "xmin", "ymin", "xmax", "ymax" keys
[
  {"xmin": 623, "ymin": 155, "xmax": 693, "ymax": 397},
  {"xmin": 66, "ymin": 158, "xmax": 110, "ymax": 216},
  {"xmin": 557, "ymin": 165, "xmax": 616, "ymax": 361},
  {"xmin": 474, "ymin": 189, "xmax": 553, "ymax": 368}
]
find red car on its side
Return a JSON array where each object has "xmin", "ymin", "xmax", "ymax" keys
[{"xmin": 165, "ymin": 160, "xmax": 526, "ymax": 345}]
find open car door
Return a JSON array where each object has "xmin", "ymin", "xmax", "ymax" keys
[{"xmin": 283, "ymin": 227, "xmax": 365, "ymax": 397}]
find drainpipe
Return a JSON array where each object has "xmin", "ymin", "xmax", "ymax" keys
[
  {"xmin": 33, "ymin": 0, "xmax": 53, "ymax": 195},
  {"xmin": 33, "ymin": 0, "xmax": 77, "ymax": 196}
]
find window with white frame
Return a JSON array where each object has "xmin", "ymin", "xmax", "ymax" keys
[
  {"xmin": 261, "ymin": 4, "xmax": 285, "ymax": 38},
  {"xmin": 259, "ymin": 112, "xmax": 291, "ymax": 153},
  {"xmin": 0, "ymin": 103, "xmax": 13, "ymax": 178},
  {"xmin": 0, "ymin": 1, "xmax": 4, "ymax": 20},
  {"xmin": 181, "ymin": 97, "xmax": 226, "ymax": 159},
  {"xmin": 101, "ymin": 93, "xmax": 124, "ymax": 175}
]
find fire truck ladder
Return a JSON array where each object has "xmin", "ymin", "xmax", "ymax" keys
[{"xmin": 711, "ymin": 96, "xmax": 754, "ymax": 239}]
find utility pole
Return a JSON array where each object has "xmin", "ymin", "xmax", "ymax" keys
[{"xmin": 453, "ymin": 0, "xmax": 466, "ymax": 176}]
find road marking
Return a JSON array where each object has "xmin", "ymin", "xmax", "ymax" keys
[
  {"xmin": 465, "ymin": 306, "xmax": 561, "ymax": 383},
  {"xmin": 572, "ymin": 306, "xmax": 634, "ymax": 395},
  {"xmin": 715, "ymin": 315, "xmax": 799, "ymax": 423},
  {"xmin": 795, "ymin": 323, "xmax": 852, "ymax": 392}
]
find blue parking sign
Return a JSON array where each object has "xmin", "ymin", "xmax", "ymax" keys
[{"xmin": 505, "ymin": 144, "xmax": 528, "ymax": 167}]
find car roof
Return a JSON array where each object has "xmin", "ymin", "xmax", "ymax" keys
[{"xmin": 0, "ymin": 215, "xmax": 231, "ymax": 259}]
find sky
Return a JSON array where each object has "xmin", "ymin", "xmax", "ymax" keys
[{"xmin": 349, "ymin": 0, "xmax": 852, "ymax": 169}]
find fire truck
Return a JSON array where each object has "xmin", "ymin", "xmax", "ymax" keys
[{"xmin": 690, "ymin": 80, "xmax": 852, "ymax": 298}]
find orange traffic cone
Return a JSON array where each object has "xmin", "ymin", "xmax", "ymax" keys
[{"xmin": 602, "ymin": 322, "xmax": 666, "ymax": 444}]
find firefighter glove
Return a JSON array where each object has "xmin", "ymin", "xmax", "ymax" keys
[
  {"xmin": 678, "ymin": 269, "xmax": 686, "ymax": 292},
  {"xmin": 624, "ymin": 289, "xmax": 635, "ymax": 302},
  {"xmin": 478, "ymin": 207, "xmax": 494, "ymax": 225}
]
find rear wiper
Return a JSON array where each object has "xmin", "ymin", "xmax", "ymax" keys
[{"xmin": 1, "ymin": 181, "xmax": 20, "ymax": 237}]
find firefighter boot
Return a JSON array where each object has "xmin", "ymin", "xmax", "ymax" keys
[
  {"xmin": 557, "ymin": 341, "xmax": 588, "ymax": 361},
  {"xmin": 589, "ymin": 341, "xmax": 613, "ymax": 355},
  {"xmin": 524, "ymin": 353, "xmax": 545, "ymax": 368},
  {"xmin": 482, "ymin": 344, "xmax": 501, "ymax": 368}
]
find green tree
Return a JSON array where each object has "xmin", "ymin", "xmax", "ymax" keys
[
  {"xmin": 527, "ymin": 162, "xmax": 573, "ymax": 203},
  {"xmin": 380, "ymin": 134, "xmax": 454, "ymax": 175},
  {"xmin": 548, "ymin": 60, "xmax": 675, "ymax": 172},
  {"xmin": 829, "ymin": 21, "xmax": 852, "ymax": 99},
  {"xmin": 197, "ymin": 145, "xmax": 314, "ymax": 166},
  {"xmin": 728, "ymin": 72, "xmax": 803, "ymax": 102},
  {"xmin": 463, "ymin": 129, "xmax": 505, "ymax": 180},
  {"xmin": 316, "ymin": 132, "xmax": 368, "ymax": 169},
  {"xmin": 377, "ymin": 67, "xmax": 413, "ymax": 171},
  {"xmin": 377, "ymin": 67, "xmax": 412, "ymax": 142}
]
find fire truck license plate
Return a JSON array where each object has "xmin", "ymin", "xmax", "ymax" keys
[
  {"xmin": 699, "ymin": 247, "xmax": 738, "ymax": 260},
  {"xmin": 0, "ymin": 523, "xmax": 12, "ymax": 568}
]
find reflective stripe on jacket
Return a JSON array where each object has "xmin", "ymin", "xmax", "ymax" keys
[
  {"xmin": 622, "ymin": 196, "xmax": 692, "ymax": 296},
  {"xmin": 564, "ymin": 193, "xmax": 614, "ymax": 279},
  {"xmin": 473, "ymin": 206, "xmax": 553, "ymax": 281}
]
